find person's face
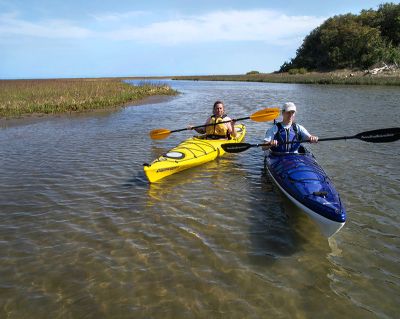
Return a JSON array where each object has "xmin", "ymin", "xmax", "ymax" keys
[
  {"xmin": 214, "ymin": 103, "xmax": 224, "ymax": 116},
  {"xmin": 282, "ymin": 110, "xmax": 295, "ymax": 122}
]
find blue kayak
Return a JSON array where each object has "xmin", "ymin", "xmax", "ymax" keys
[{"xmin": 265, "ymin": 146, "xmax": 346, "ymax": 237}]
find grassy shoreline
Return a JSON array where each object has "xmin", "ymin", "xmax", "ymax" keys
[
  {"xmin": 172, "ymin": 69, "xmax": 400, "ymax": 85},
  {"xmin": 0, "ymin": 78, "xmax": 178, "ymax": 119},
  {"xmin": 2, "ymin": 70, "xmax": 398, "ymax": 121}
]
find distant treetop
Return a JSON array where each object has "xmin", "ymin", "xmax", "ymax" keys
[
  {"xmin": 246, "ymin": 71, "xmax": 260, "ymax": 75},
  {"xmin": 279, "ymin": 2, "xmax": 400, "ymax": 72}
]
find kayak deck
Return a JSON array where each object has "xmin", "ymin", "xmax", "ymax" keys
[
  {"xmin": 144, "ymin": 124, "xmax": 246, "ymax": 182},
  {"xmin": 265, "ymin": 147, "xmax": 346, "ymax": 237}
]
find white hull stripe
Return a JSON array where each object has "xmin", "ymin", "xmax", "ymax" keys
[{"xmin": 267, "ymin": 169, "xmax": 345, "ymax": 237}]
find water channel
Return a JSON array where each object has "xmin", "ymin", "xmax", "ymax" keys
[{"xmin": 0, "ymin": 80, "xmax": 399, "ymax": 318}]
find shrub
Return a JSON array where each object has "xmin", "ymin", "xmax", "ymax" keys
[{"xmin": 246, "ymin": 71, "xmax": 260, "ymax": 75}]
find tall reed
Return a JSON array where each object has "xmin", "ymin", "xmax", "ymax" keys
[
  {"xmin": 172, "ymin": 72, "xmax": 400, "ymax": 86},
  {"xmin": 0, "ymin": 78, "xmax": 177, "ymax": 118}
]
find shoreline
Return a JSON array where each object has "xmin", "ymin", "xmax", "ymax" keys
[
  {"xmin": 0, "ymin": 78, "xmax": 178, "ymax": 127},
  {"xmin": 172, "ymin": 69, "xmax": 400, "ymax": 86},
  {"xmin": 0, "ymin": 94, "xmax": 175, "ymax": 129}
]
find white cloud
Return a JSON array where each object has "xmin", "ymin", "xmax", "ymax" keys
[
  {"xmin": 0, "ymin": 12, "xmax": 92, "ymax": 38},
  {"xmin": 105, "ymin": 10, "xmax": 326, "ymax": 45},
  {"xmin": 90, "ymin": 10, "xmax": 149, "ymax": 22},
  {"xmin": 0, "ymin": 9, "xmax": 325, "ymax": 45}
]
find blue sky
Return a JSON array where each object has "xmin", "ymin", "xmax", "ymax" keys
[{"xmin": 0, "ymin": 0, "xmax": 390, "ymax": 79}]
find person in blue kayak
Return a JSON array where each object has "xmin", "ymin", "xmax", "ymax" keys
[
  {"xmin": 262, "ymin": 102, "xmax": 318, "ymax": 152},
  {"xmin": 189, "ymin": 100, "xmax": 237, "ymax": 139}
]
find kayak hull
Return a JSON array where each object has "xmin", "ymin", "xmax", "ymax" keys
[
  {"xmin": 265, "ymin": 147, "xmax": 346, "ymax": 237},
  {"xmin": 144, "ymin": 124, "xmax": 246, "ymax": 182}
]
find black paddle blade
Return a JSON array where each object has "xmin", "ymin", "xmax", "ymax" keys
[
  {"xmin": 356, "ymin": 127, "xmax": 400, "ymax": 143},
  {"xmin": 221, "ymin": 143, "xmax": 254, "ymax": 153}
]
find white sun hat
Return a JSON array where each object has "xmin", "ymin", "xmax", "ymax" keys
[{"xmin": 282, "ymin": 102, "xmax": 297, "ymax": 112}]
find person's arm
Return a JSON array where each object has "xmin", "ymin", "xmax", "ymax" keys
[
  {"xmin": 298, "ymin": 125, "xmax": 318, "ymax": 143},
  {"xmin": 194, "ymin": 126, "xmax": 206, "ymax": 134},
  {"xmin": 188, "ymin": 118, "xmax": 209, "ymax": 134},
  {"xmin": 225, "ymin": 117, "xmax": 236, "ymax": 137},
  {"xmin": 262, "ymin": 125, "xmax": 278, "ymax": 150},
  {"xmin": 188, "ymin": 125, "xmax": 205, "ymax": 133}
]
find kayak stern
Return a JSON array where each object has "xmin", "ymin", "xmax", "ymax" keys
[{"xmin": 265, "ymin": 148, "xmax": 346, "ymax": 237}]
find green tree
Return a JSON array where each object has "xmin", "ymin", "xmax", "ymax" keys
[
  {"xmin": 377, "ymin": 3, "xmax": 400, "ymax": 46},
  {"xmin": 279, "ymin": 2, "xmax": 400, "ymax": 71}
]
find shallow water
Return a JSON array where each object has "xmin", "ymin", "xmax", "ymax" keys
[{"xmin": 0, "ymin": 80, "xmax": 399, "ymax": 318}]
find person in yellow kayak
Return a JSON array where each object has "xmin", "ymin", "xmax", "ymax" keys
[
  {"xmin": 263, "ymin": 102, "xmax": 318, "ymax": 152},
  {"xmin": 189, "ymin": 100, "xmax": 236, "ymax": 139}
]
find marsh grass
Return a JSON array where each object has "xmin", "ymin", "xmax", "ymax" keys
[
  {"xmin": 0, "ymin": 78, "xmax": 177, "ymax": 118},
  {"xmin": 173, "ymin": 71, "xmax": 400, "ymax": 86}
]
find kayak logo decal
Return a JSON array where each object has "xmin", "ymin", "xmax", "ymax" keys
[
  {"xmin": 156, "ymin": 166, "xmax": 178, "ymax": 173},
  {"xmin": 361, "ymin": 133, "xmax": 395, "ymax": 139}
]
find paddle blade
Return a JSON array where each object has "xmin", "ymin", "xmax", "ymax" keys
[
  {"xmin": 249, "ymin": 108, "xmax": 280, "ymax": 122},
  {"xmin": 221, "ymin": 143, "xmax": 254, "ymax": 153},
  {"xmin": 356, "ymin": 127, "xmax": 400, "ymax": 143},
  {"xmin": 149, "ymin": 128, "xmax": 171, "ymax": 140}
]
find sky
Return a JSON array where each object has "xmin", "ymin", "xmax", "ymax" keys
[{"xmin": 0, "ymin": 0, "xmax": 392, "ymax": 79}]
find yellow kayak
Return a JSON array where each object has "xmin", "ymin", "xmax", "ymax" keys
[{"xmin": 144, "ymin": 124, "xmax": 246, "ymax": 182}]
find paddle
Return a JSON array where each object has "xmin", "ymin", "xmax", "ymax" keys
[
  {"xmin": 149, "ymin": 107, "xmax": 280, "ymax": 140},
  {"xmin": 221, "ymin": 127, "xmax": 400, "ymax": 153}
]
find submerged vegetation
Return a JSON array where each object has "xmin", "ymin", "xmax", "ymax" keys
[{"xmin": 0, "ymin": 78, "xmax": 177, "ymax": 119}]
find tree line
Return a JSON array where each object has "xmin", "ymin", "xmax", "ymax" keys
[{"xmin": 279, "ymin": 2, "xmax": 400, "ymax": 72}]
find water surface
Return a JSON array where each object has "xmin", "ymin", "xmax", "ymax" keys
[{"xmin": 0, "ymin": 80, "xmax": 399, "ymax": 318}]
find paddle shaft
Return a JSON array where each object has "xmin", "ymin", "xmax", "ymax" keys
[
  {"xmin": 244, "ymin": 135, "xmax": 359, "ymax": 148},
  {"xmin": 271, "ymin": 127, "xmax": 400, "ymax": 145},
  {"xmin": 285, "ymin": 131, "xmax": 399, "ymax": 143},
  {"xmin": 282, "ymin": 135, "xmax": 358, "ymax": 143},
  {"xmin": 318, "ymin": 136, "xmax": 356, "ymax": 142},
  {"xmin": 221, "ymin": 127, "xmax": 400, "ymax": 153},
  {"xmin": 149, "ymin": 107, "xmax": 280, "ymax": 139},
  {"xmin": 170, "ymin": 116, "xmax": 250, "ymax": 133},
  {"xmin": 263, "ymin": 134, "xmax": 387, "ymax": 146}
]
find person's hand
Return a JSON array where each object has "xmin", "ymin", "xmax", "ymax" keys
[
  {"xmin": 309, "ymin": 135, "xmax": 318, "ymax": 143},
  {"xmin": 187, "ymin": 125, "xmax": 194, "ymax": 130},
  {"xmin": 269, "ymin": 140, "xmax": 278, "ymax": 147},
  {"xmin": 262, "ymin": 140, "xmax": 277, "ymax": 150}
]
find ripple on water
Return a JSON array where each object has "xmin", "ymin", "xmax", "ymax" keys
[{"xmin": 0, "ymin": 81, "xmax": 399, "ymax": 318}]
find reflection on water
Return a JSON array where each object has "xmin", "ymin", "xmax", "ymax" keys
[
  {"xmin": 247, "ymin": 164, "xmax": 302, "ymax": 261},
  {"xmin": 0, "ymin": 80, "xmax": 399, "ymax": 318}
]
